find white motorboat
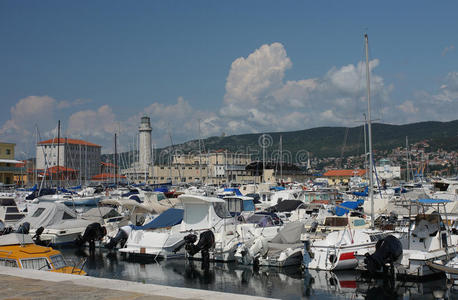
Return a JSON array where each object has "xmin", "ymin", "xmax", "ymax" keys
[{"xmin": 235, "ymin": 221, "xmax": 305, "ymax": 267}]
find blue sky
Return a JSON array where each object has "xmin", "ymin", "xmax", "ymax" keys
[{"xmin": 1, "ymin": 1, "xmax": 457, "ymax": 157}]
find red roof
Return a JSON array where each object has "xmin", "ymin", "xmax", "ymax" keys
[
  {"xmin": 323, "ymin": 169, "xmax": 366, "ymax": 177},
  {"xmin": 91, "ymin": 173, "xmax": 126, "ymax": 180},
  {"xmin": 40, "ymin": 166, "xmax": 78, "ymax": 175},
  {"xmin": 15, "ymin": 160, "xmax": 26, "ymax": 168},
  {"xmin": 38, "ymin": 138, "xmax": 101, "ymax": 147}
]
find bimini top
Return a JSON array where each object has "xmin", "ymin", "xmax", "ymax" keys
[
  {"xmin": 178, "ymin": 194, "xmax": 225, "ymax": 204},
  {"xmin": 412, "ymin": 199, "xmax": 451, "ymax": 204}
]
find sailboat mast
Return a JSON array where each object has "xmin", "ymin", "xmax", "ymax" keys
[
  {"xmin": 57, "ymin": 120, "xmax": 60, "ymax": 189},
  {"xmin": 365, "ymin": 34, "xmax": 375, "ymax": 228},
  {"xmin": 114, "ymin": 133, "xmax": 118, "ymax": 186},
  {"xmin": 406, "ymin": 136, "xmax": 410, "ymax": 182},
  {"xmin": 279, "ymin": 135, "xmax": 283, "ymax": 182}
]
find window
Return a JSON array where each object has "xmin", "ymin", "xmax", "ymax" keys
[
  {"xmin": 50, "ymin": 255, "xmax": 66, "ymax": 269},
  {"xmin": 213, "ymin": 202, "xmax": 231, "ymax": 219},
  {"xmin": 0, "ymin": 258, "xmax": 18, "ymax": 268},
  {"xmin": 32, "ymin": 208, "xmax": 45, "ymax": 218},
  {"xmin": 21, "ymin": 258, "xmax": 51, "ymax": 270},
  {"xmin": 63, "ymin": 212, "xmax": 74, "ymax": 220},
  {"xmin": 6, "ymin": 149, "xmax": 11, "ymax": 155}
]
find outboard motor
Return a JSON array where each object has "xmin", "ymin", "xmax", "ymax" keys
[
  {"xmin": 32, "ymin": 226, "xmax": 46, "ymax": 245},
  {"xmin": 76, "ymin": 222, "xmax": 107, "ymax": 252},
  {"xmin": 106, "ymin": 225, "xmax": 131, "ymax": 249},
  {"xmin": 183, "ymin": 230, "xmax": 215, "ymax": 269},
  {"xmin": 15, "ymin": 222, "xmax": 30, "ymax": 234},
  {"xmin": 364, "ymin": 235, "xmax": 403, "ymax": 275}
]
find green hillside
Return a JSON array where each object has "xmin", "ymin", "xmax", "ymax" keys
[{"xmin": 103, "ymin": 120, "xmax": 458, "ymax": 165}]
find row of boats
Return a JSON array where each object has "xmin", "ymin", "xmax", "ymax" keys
[{"xmin": 0, "ymin": 177, "xmax": 457, "ymax": 285}]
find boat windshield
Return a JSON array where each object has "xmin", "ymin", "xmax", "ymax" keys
[
  {"xmin": 213, "ymin": 202, "xmax": 232, "ymax": 219},
  {"xmin": 50, "ymin": 254, "xmax": 67, "ymax": 269},
  {"xmin": 21, "ymin": 257, "xmax": 51, "ymax": 270}
]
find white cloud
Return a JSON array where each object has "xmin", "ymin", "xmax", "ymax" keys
[
  {"xmin": 67, "ymin": 105, "xmax": 117, "ymax": 138},
  {"xmin": 219, "ymin": 42, "xmax": 392, "ymax": 134}
]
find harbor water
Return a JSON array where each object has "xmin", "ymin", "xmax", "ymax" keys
[{"xmin": 61, "ymin": 248, "xmax": 457, "ymax": 300}]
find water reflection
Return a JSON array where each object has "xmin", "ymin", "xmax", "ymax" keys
[{"xmin": 61, "ymin": 249, "xmax": 457, "ymax": 300}]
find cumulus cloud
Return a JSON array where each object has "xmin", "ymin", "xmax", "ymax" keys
[
  {"xmin": 67, "ymin": 105, "xmax": 117, "ymax": 138},
  {"xmin": 124, "ymin": 97, "xmax": 219, "ymax": 149},
  {"xmin": 219, "ymin": 42, "xmax": 392, "ymax": 134}
]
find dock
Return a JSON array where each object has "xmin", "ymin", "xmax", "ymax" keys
[{"xmin": 0, "ymin": 266, "xmax": 277, "ymax": 300}]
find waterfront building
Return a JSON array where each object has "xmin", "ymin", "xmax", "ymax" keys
[
  {"xmin": 36, "ymin": 138, "xmax": 101, "ymax": 181},
  {"xmin": 0, "ymin": 142, "xmax": 22, "ymax": 185},
  {"xmin": 323, "ymin": 169, "xmax": 366, "ymax": 186}
]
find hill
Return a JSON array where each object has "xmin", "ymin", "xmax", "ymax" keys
[{"xmin": 103, "ymin": 120, "xmax": 458, "ymax": 165}]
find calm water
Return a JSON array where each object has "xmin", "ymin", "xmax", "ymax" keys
[{"xmin": 61, "ymin": 248, "xmax": 457, "ymax": 300}]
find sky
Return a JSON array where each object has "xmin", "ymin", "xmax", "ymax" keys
[{"xmin": 1, "ymin": 1, "xmax": 458, "ymax": 158}]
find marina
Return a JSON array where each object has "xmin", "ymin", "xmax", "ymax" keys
[{"xmin": 2, "ymin": 2, "xmax": 458, "ymax": 299}]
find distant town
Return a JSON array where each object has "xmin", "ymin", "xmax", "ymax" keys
[{"xmin": 1, "ymin": 116, "xmax": 456, "ymax": 188}]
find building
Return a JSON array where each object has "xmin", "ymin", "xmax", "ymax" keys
[
  {"xmin": 375, "ymin": 159, "xmax": 401, "ymax": 180},
  {"xmin": 323, "ymin": 169, "xmax": 366, "ymax": 185},
  {"xmin": 0, "ymin": 142, "xmax": 22, "ymax": 185},
  {"xmin": 36, "ymin": 138, "xmax": 101, "ymax": 181}
]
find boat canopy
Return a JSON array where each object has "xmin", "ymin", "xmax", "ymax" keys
[
  {"xmin": 132, "ymin": 208, "xmax": 183, "ymax": 230},
  {"xmin": 18, "ymin": 202, "xmax": 77, "ymax": 229},
  {"xmin": 178, "ymin": 195, "xmax": 225, "ymax": 204}
]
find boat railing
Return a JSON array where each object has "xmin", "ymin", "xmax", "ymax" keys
[{"xmin": 71, "ymin": 257, "xmax": 87, "ymax": 275}]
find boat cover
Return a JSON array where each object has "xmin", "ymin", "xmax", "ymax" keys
[
  {"xmin": 18, "ymin": 202, "xmax": 77, "ymax": 229},
  {"xmin": 0, "ymin": 233, "xmax": 34, "ymax": 246},
  {"xmin": 132, "ymin": 208, "xmax": 183, "ymax": 230},
  {"xmin": 267, "ymin": 200, "xmax": 304, "ymax": 212},
  {"xmin": 269, "ymin": 222, "xmax": 305, "ymax": 244},
  {"xmin": 335, "ymin": 201, "xmax": 359, "ymax": 216},
  {"xmin": 82, "ymin": 207, "xmax": 120, "ymax": 219}
]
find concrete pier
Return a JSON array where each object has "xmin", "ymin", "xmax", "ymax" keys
[{"xmin": 0, "ymin": 266, "xmax": 277, "ymax": 300}]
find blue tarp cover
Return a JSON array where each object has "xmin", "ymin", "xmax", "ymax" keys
[
  {"xmin": 132, "ymin": 208, "xmax": 184, "ymax": 230},
  {"xmin": 413, "ymin": 199, "xmax": 451, "ymax": 204},
  {"xmin": 335, "ymin": 201, "xmax": 360, "ymax": 216},
  {"xmin": 224, "ymin": 188, "xmax": 242, "ymax": 196},
  {"xmin": 352, "ymin": 186, "xmax": 368, "ymax": 197},
  {"xmin": 154, "ymin": 187, "xmax": 169, "ymax": 193},
  {"xmin": 270, "ymin": 186, "xmax": 286, "ymax": 191}
]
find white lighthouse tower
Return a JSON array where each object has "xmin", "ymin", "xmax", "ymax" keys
[{"xmin": 139, "ymin": 115, "xmax": 152, "ymax": 172}]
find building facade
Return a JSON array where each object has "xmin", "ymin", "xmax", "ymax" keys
[
  {"xmin": 0, "ymin": 142, "xmax": 21, "ymax": 185},
  {"xmin": 36, "ymin": 138, "xmax": 101, "ymax": 181}
]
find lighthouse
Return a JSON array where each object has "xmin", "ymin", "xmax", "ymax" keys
[{"xmin": 139, "ymin": 115, "xmax": 152, "ymax": 171}]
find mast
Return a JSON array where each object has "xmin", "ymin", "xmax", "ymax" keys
[
  {"xmin": 279, "ymin": 135, "xmax": 283, "ymax": 182},
  {"xmin": 363, "ymin": 114, "xmax": 368, "ymax": 181},
  {"xmin": 365, "ymin": 34, "xmax": 375, "ymax": 228},
  {"xmin": 57, "ymin": 120, "xmax": 60, "ymax": 189},
  {"xmin": 198, "ymin": 119, "xmax": 202, "ymax": 182},
  {"xmin": 406, "ymin": 136, "xmax": 410, "ymax": 182},
  {"xmin": 262, "ymin": 135, "xmax": 266, "ymax": 183},
  {"xmin": 114, "ymin": 133, "xmax": 118, "ymax": 186},
  {"xmin": 64, "ymin": 137, "xmax": 67, "ymax": 184}
]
